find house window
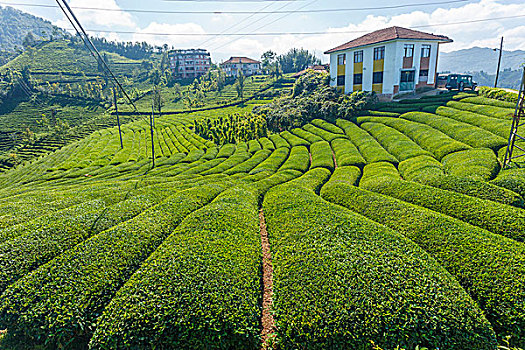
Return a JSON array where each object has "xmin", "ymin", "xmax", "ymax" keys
[
  {"xmin": 373, "ymin": 71, "xmax": 384, "ymax": 84},
  {"xmin": 337, "ymin": 75, "xmax": 346, "ymax": 86},
  {"xmin": 337, "ymin": 54, "xmax": 346, "ymax": 65},
  {"xmin": 404, "ymin": 44, "xmax": 414, "ymax": 57},
  {"xmin": 401, "ymin": 70, "xmax": 415, "ymax": 83},
  {"xmin": 421, "ymin": 44, "xmax": 431, "ymax": 58},
  {"xmin": 354, "ymin": 50, "xmax": 363, "ymax": 63},
  {"xmin": 353, "ymin": 73, "xmax": 363, "ymax": 85},
  {"xmin": 419, "ymin": 69, "xmax": 429, "ymax": 82},
  {"xmin": 374, "ymin": 46, "xmax": 385, "ymax": 60}
]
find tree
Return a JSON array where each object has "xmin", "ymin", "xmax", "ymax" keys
[
  {"xmin": 22, "ymin": 32, "xmax": 36, "ymax": 49},
  {"xmin": 277, "ymin": 48, "xmax": 321, "ymax": 73},
  {"xmin": 153, "ymin": 85, "xmax": 164, "ymax": 114},
  {"xmin": 261, "ymin": 50, "xmax": 277, "ymax": 74},
  {"xmin": 235, "ymin": 71, "xmax": 245, "ymax": 99}
]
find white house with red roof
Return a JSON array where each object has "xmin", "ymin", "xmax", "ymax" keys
[
  {"xmin": 324, "ymin": 26, "xmax": 452, "ymax": 97},
  {"xmin": 221, "ymin": 57, "xmax": 262, "ymax": 77}
]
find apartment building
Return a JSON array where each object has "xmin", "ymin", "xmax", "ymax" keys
[{"xmin": 168, "ymin": 49, "xmax": 211, "ymax": 79}]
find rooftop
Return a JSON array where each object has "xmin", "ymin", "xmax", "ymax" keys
[
  {"xmin": 324, "ymin": 26, "xmax": 452, "ymax": 54},
  {"xmin": 222, "ymin": 56, "xmax": 261, "ymax": 64}
]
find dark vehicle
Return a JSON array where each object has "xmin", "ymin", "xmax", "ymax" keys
[{"xmin": 437, "ymin": 74, "xmax": 477, "ymax": 91}]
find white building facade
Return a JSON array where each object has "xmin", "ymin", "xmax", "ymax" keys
[
  {"xmin": 325, "ymin": 27, "xmax": 452, "ymax": 97},
  {"xmin": 168, "ymin": 49, "xmax": 211, "ymax": 79},
  {"xmin": 221, "ymin": 57, "xmax": 261, "ymax": 77}
]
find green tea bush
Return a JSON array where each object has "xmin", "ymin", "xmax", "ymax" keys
[
  {"xmin": 331, "ymin": 138, "xmax": 366, "ymax": 167},
  {"xmin": 259, "ymin": 137, "xmax": 275, "ymax": 150},
  {"xmin": 279, "ymin": 146, "xmax": 310, "ymax": 172},
  {"xmin": 356, "ymin": 110, "xmax": 400, "ymax": 117},
  {"xmin": 324, "ymin": 165, "xmax": 361, "ymax": 187},
  {"xmin": 249, "ymin": 147, "xmax": 289, "ymax": 175},
  {"xmin": 441, "ymin": 148, "xmax": 500, "ymax": 181},
  {"xmin": 286, "ymin": 167, "xmax": 331, "ymax": 193},
  {"xmin": 360, "ymin": 122, "xmax": 432, "ymax": 162},
  {"xmin": 280, "ymin": 130, "xmax": 309, "ymax": 147},
  {"xmin": 358, "ymin": 162, "xmax": 401, "ymax": 188},
  {"xmin": 269, "ymin": 133, "xmax": 290, "ymax": 148},
  {"xmin": 310, "ymin": 119, "xmax": 345, "ymax": 134},
  {"xmin": 201, "ymin": 147, "xmax": 251, "ymax": 175},
  {"xmin": 360, "ymin": 172, "xmax": 525, "ymax": 242},
  {"xmin": 357, "ymin": 116, "xmax": 470, "ymax": 160},
  {"xmin": 247, "ymin": 139, "xmax": 262, "ymax": 153},
  {"xmin": 216, "ymin": 143, "xmax": 236, "ymax": 158},
  {"xmin": 398, "ymin": 155, "xmax": 444, "ymax": 182},
  {"xmin": 303, "ymin": 123, "xmax": 345, "ymax": 142},
  {"xmin": 225, "ymin": 149, "xmax": 272, "ymax": 174},
  {"xmin": 180, "ymin": 148, "xmax": 205, "ymax": 163},
  {"xmin": 447, "ymin": 101, "xmax": 513, "ymax": 120},
  {"xmin": 202, "ymin": 146, "xmax": 219, "ymax": 160},
  {"xmin": 491, "ymin": 168, "xmax": 525, "ymax": 198},
  {"xmin": 0, "ymin": 181, "xmax": 232, "ymax": 349},
  {"xmin": 321, "ymin": 182, "xmax": 525, "ymax": 347},
  {"xmin": 290, "ymin": 128, "xmax": 323, "ymax": 144},
  {"xmin": 263, "ymin": 181, "xmax": 497, "ymax": 349},
  {"xmin": 336, "ymin": 119, "xmax": 398, "ymax": 164},
  {"xmin": 478, "ymin": 86, "xmax": 519, "ymax": 104},
  {"xmin": 180, "ymin": 159, "xmax": 224, "ymax": 175},
  {"xmin": 401, "ymin": 112, "xmax": 507, "ymax": 151},
  {"xmin": 430, "ymin": 106, "xmax": 509, "ymax": 139},
  {"xmin": 461, "ymin": 96, "xmax": 516, "ymax": 109},
  {"xmin": 90, "ymin": 186, "xmax": 262, "ymax": 350},
  {"xmin": 310, "ymin": 141, "xmax": 334, "ymax": 171}
]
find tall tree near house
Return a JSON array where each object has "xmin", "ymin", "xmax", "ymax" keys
[
  {"xmin": 236, "ymin": 71, "xmax": 245, "ymax": 99},
  {"xmin": 153, "ymin": 85, "xmax": 164, "ymax": 114},
  {"xmin": 277, "ymin": 48, "xmax": 321, "ymax": 73},
  {"xmin": 261, "ymin": 50, "xmax": 277, "ymax": 74}
]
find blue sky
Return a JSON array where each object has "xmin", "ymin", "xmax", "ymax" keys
[{"xmin": 3, "ymin": 0, "xmax": 525, "ymax": 62}]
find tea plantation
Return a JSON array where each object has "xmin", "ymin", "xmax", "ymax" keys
[{"xmin": 0, "ymin": 91, "xmax": 524, "ymax": 350}]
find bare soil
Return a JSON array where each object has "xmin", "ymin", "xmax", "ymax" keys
[{"xmin": 259, "ymin": 209, "xmax": 275, "ymax": 349}]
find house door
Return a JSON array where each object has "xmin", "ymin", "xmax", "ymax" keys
[{"xmin": 400, "ymin": 70, "xmax": 415, "ymax": 91}]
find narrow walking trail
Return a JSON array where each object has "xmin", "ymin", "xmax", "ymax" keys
[{"xmin": 259, "ymin": 208, "xmax": 275, "ymax": 349}]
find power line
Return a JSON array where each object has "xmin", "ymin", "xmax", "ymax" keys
[{"xmin": 0, "ymin": 0, "xmax": 471, "ymax": 15}]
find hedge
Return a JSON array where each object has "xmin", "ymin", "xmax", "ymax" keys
[
  {"xmin": 263, "ymin": 181, "xmax": 497, "ymax": 349},
  {"xmin": 269, "ymin": 134, "xmax": 290, "ymax": 149},
  {"xmin": 441, "ymin": 148, "xmax": 500, "ymax": 181},
  {"xmin": 180, "ymin": 148, "xmax": 205, "ymax": 163},
  {"xmin": 291, "ymin": 128, "xmax": 323, "ymax": 144},
  {"xmin": 360, "ymin": 171, "xmax": 525, "ymax": 242},
  {"xmin": 398, "ymin": 155, "xmax": 444, "ymax": 182},
  {"xmin": 249, "ymin": 147, "xmax": 289, "ymax": 175},
  {"xmin": 201, "ymin": 147, "xmax": 251, "ymax": 175},
  {"xmin": 180, "ymin": 158, "xmax": 225, "ymax": 175},
  {"xmin": 323, "ymin": 165, "xmax": 361, "ymax": 187},
  {"xmin": 216, "ymin": 144, "xmax": 237, "ymax": 158},
  {"xmin": 310, "ymin": 141, "xmax": 334, "ymax": 171},
  {"xmin": 321, "ymin": 181, "xmax": 525, "ymax": 347},
  {"xmin": 279, "ymin": 146, "xmax": 310, "ymax": 172},
  {"xmin": 430, "ymin": 106, "xmax": 509, "ymax": 139},
  {"xmin": 310, "ymin": 119, "xmax": 345, "ymax": 134},
  {"xmin": 356, "ymin": 110, "xmax": 400, "ymax": 117},
  {"xmin": 478, "ymin": 86, "xmax": 519, "ymax": 104},
  {"xmin": 89, "ymin": 186, "xmax": 261, "ymax": 350},
  {"xmin": 461, "ymin": 96, "xmax": 516, "ymax": 109},
  {"xmin": 286, "ymin": 167, "xmax": 331, "ymax": 193},
  {"xmin": 357, "ymin": 116, "xmax": 470, "ymax": 160},
  {"xmin": 0, "ymin": 181, "xmax": 233, "ymax": 349},
  {"xmin": 446, "ymin": 101, "xmax": 514, "ymax": 120},
  {"xmin": 303, "ymin": 124, "xmax": 345, "ymax": 142},
  {"xmin": 360, "ymin": 122, "xmax": 432, "ymax": 162},
  {"xmin": 358, "ymin": 162, "xmax": 401, "ymax": 188},
  {"xmin": 280, "ymin": 130, "xmax": 309, "ymax": 147},
  {"xmin": 401, "ymin": 112, "xmax": 507, "ymax": 151},
  {"xmin": 259, "ymin": 137, "xmax": 276, "ymax": 151},
  {"xmin": 331, "ymin": 138, "xmax": 366, "ymax": 167},
  {"xmin": 336, "ymin": 119, "xmax": 398, "ymax": 164},
  {"xmin": 251, "ymin": 169, "xmax": 302, "ymax": 199},
  {"xmin": 224, "ymin": 149, "xmax": 272, "ymax": 174},
  {"xmin": 202, "ymin": 146, "xmax": 219, "ymax": 160},
  {"xmin": 247, "ymin": 139, "xmax": 262, "ymax": 153}
]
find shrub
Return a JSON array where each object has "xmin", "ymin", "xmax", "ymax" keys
[
  {"xmin": 360, "ymin": 122, "xmax": 432, "ymax": 162},
  {"xmin": 0, "ymin": 181, "xmax": 233, "ymax": 349},
  {"xmin": 259, "ymin": 137, "xmax": 275, "ymax": 150},
  {"xmin": 247, "ymin": 139, "xmax": 262, "ymax": 153},
  {"xmin": 310, "ymin": 141, "xmax": 334, "ymax": 171},
  {"xmin": 216, "ymin": 143, "xmax": 236, "ymax": 158},
  {"xmin": 491, "ymin": 168, "xmax": 525, "ymax": 198},
  {"xmin": 461, "ymin": 96, "xmax": 516, "ymax": 109},
  {"xmin": 321, "ymin": 181, "xmax": 525, "ymax": 347},
  {"xmin": 398, "ymin": 155, "xmax": 444, "ymax": 182},
  {"xmin": 303, "ymin": 124, "xmax": 345, "ymax": 142},
  {"xmin": 356, "ymin": 110, "xmax": 400, "ymax": 117},
  {"xmin": 249, "ymin": 147, "xmax": 289, "ymax": 175},
  {"xmin": 359, "ymin": 170, "xmax": 525, "ymax": 242},
  {"xmin": 180, "ymin": 148, "xmax": 205, "ymax": 163},
  {"xmin": 310, "ymin": 119, "xmax": 344, "ymax": 134},
  {"xmin": 441, "ymin": 148, "xmax": 500, "ymax": 181},
  {"xmin": 446, "ymin": 101, "xmax": 513, "ymax": 120},
  {"xmin": 279, "ymin": 146, "xmax": 310, "ymax": 172},
  {"xmin": 331, "ymin": 138, "xmax": 365, "ymax": 167},
  {"xmin": 286, "ymin": 167, "xmax": 331, "ymax": 193},
  {"xmin": 225, "ymin": 149, "xmax": 272, "ymax": 175},
  {"xmin": 269, "ymin": 134, "xmax": 290, "ymax": 148},
  {"xmin": 401, "ymin": 112, "xmax": 507, "ymax": 151},
  {"xmin": 357, "ymin": 116, "xmax": 470, "ymax": 160},
  {"xmin": 359, "ymin": 162, "xmax": 401, "ymax": 188},
  {"xmin": 290, "ymin": 128, "xmax": 323, "ymax": 144},
  {"xmin": 263, "ymin": 180, "xmax": 497, "ymax": 349},
  {"xmin": 201, "ymin": 146, "xmax": 251, "ymax": 175},
  {"xmin": 280, "ymin": 130, "xmax": 309, "ymax": 147},
  {"xmin": 430, "ymin": 106, "xmax": 509, "ymax": 139},
  {"xmin": 478, "ymin": 86, "xmax": 519, "ymax": 104},
  {"xmin": 336, "ymin": 119, "xmax": 398, "ymax": 164},
  {"xmin": 324, "ymin": 165, "xmax": 361, "ymax": 187},
  {"xmin": 201, "ymin": 146, "xmax": 219, "ymax": 160},
  {"xmin": 89, "ymin": 186, "xmax": 261, "ymax": 350}
]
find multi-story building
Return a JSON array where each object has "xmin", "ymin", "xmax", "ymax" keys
[
  {"xmin": 221, "ymin": 57, "xmax": 261, "ymax": 77},
  {"xmin": 325, "ymin": 27, "xmax": 452, "ymax": 98},
  {"xmin": 168, "ymin": 49, "xmax": 211, "ymax": 79}
]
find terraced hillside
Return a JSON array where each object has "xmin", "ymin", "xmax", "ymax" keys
[{"xmin": 0, "ymin": 92, "xmax": 523, "ymax": 350}]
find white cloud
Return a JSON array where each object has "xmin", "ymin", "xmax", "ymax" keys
[
  {"xmin": 64, "ymin": 0, "xmax": 136, "ymax": 28},
  {"xmin": 132, "ymin": 22, "xmax": 207, "ymax": 48}
]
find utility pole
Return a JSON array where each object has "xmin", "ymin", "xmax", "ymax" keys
[
  {"xmin": 494, "ymin": 36, "xmax": 504, "ymax": 88},
  {"xmin": 150, "ymin": 94, "xmax": 156, "ymax": 168},
  {"xmin": 502, "ymin": 67, "xmax": 525, "ymax": 168},
  {"xmin": 113, "ymin": 88, "xmax": 123, "ymax": 149}
]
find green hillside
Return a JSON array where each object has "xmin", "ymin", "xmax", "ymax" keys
[{"xmin": 0, "ymin": 79, "xmax": 524, "ymax": 349}]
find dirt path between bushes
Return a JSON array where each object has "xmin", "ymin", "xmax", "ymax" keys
[{"xmin": 259, "ymin": 208, "xmax": 275, "ymax": 349}]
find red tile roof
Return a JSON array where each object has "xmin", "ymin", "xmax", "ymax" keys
[
  {"xmin": 324, "ymin": 26, "xmax": 452, "ymax": 54},
  {"xmin": 222, "ymin": 57, "xmax": 261, "ymax": 64}
]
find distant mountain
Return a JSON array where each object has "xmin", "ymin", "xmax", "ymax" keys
[
  {"xmin": 438, "ymin": 47, "xmax": 524, "ymax": 74},
  {"xmin": 0, "ymin": 6, "xmax": 68, "ymax": 52}
]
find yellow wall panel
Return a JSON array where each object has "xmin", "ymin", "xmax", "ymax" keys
[
  {"xmin": 353, "ymin": 84, "xmax": 363, "ymax": 91},
  {"xmin": 353, "ymin": 62, "xmax": 363, "ymax": 73},
  {"xmin": 373, "ymin": 59, "xmax": 384, "ymax": 72},
  {"xmin": 372, "ymin": 84, "xmax": 383, "ymax": 93},
  {"xmin": 337, "ymin": 65, "xmax": 346, "ymax": 76}
]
